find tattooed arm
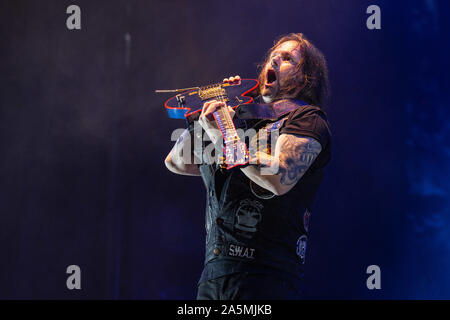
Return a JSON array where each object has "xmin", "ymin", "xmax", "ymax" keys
[
  {"xmin": 165, "ymin": 128, "xmax": 201, "ymax": 176},
  {"xmin": 240, "ymin": 134, "xmax": 322, "ymax": 195}
]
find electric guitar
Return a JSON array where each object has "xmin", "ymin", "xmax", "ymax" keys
[{"xmin": 156, "ymin": 79, "xmax": 259, "ymax": 169}]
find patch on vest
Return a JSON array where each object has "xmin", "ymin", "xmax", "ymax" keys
[
  {"xmin": 234, "ymin": 199, "xmax": 263, "ymax": 238},
  {"xmin": 227, "ymin": 244, "xmax": 256, "ymax": 259},
  {"xmin": 296, "ymin": 235, "xmax": 308, "ymax": 264}
]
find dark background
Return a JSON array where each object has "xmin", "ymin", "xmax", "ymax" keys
[{"xmin": 0, "ymin": 0, "xmax": 449, "ymax": 299}]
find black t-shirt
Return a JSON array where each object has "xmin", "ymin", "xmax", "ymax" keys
[
  {"xmin": 197, "ymin": 102, "xmax": 332, "ymax": 285},
  {"xmin": 281, "ymin": 104, "xmax": 332, "ymax": 171}
]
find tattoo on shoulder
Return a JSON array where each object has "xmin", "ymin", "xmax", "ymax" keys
[{"xmin": 278, "ymin": 135, "xmax": 322, "ymax": 186}]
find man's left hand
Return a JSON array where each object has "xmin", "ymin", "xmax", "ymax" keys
[{"xmin": 198, "ymin": 100, "xmax": 235, "ymax": 145}]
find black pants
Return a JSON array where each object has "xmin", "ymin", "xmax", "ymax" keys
[{"xmin": 196, "ymin": 272, "xmax": 303, "ymax": 300}]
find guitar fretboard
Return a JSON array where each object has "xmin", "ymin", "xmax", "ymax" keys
[
  {"xmin": 213, "ymin": 105, "xmax": 239, "ymax": 143},
  {"xmin": 207, "ymin": 91, "xmax": 249, "ymax": 169}
]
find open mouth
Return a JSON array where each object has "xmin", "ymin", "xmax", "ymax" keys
[{"xmin": 266, "ymin": 69, "xmax": 277, "ymax": 85}]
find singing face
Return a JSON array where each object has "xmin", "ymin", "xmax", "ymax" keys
[{"xmin": 260, "ymin": 40, "xmax": 302, "ymax": 102}]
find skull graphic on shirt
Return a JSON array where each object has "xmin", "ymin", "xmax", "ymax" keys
[{"xmin": 234, "ymin": 199, "xmax": 263, "ymax": 238}]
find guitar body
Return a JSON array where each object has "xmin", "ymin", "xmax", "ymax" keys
[
  {"xmin": 161, "ymin": 79, "xmax": 259, "ymax": 170},
  {"xmin": 164, "ymin": 79, "xmax": 259, "ymax": 119}
]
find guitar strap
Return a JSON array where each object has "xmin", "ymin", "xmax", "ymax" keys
[{"xmin": 234, "ymin": 99, "xmax": 308, "ymax": 120}]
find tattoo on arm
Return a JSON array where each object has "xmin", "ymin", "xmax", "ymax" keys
[
  {"xmin": 176, "ymin": 129, "xmax": 189, "ymax": 145},
  {"xmin": 171, "ymin": 128, "xmax": 194, "ymax": 164},
  {"xmin": 277, "ymin": 135, "xmax": 322, "ymax": 186}
]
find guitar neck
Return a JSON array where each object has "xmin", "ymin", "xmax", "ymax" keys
[{"xmin": 213, "ymin": 106, "xmax": 239, "ymax": 143}]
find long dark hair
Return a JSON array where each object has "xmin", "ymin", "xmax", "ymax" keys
[{"xmin": 258, "ymin": 33, "xmax": 330, "ymax": 107}]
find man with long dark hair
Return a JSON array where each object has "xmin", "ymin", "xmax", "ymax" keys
[{"xmin": 165, "ymin": 33, "xmax": 331, "ymax": 299}]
